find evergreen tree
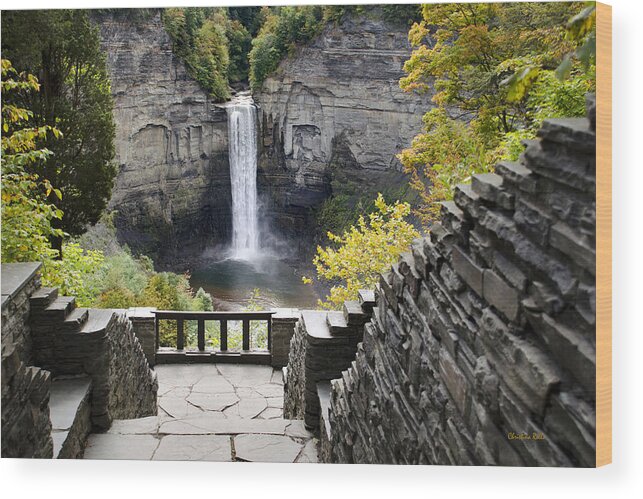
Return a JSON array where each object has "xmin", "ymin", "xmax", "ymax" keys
[{"xmin": 1, "ymin": 10, "xmax": 116, "ymax": 250}]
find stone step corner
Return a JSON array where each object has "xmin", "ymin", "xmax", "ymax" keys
[
  {"xmin": 342, "ymin": 300, "xmax": 369, "ymax": 326},
  {"xmin": 50, "ymin": 376, "xmax": 92, "ymax": 459},
  {"xmin": 40, "ymin": 296, "xmax": 77, "ymax": 322},
  {"xmin": 59, "ymin": 308, "xmax": 90, "ymax": 333},
  {"xmin": 357, "ymin": 289, "xmax": 376, "ymax": 313},
  {"xmin": 326, "ymin": 311, "xmax": 353, "ymax": 335},
  {"xmin": 29, "ymin": 287, "xmax": 59, "ymax": 310},
  {"xmin": 79, "ymin": 308, "xmax": 116, "ymax": 335}
]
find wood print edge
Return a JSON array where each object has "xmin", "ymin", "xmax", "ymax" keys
[{"xmin": 595, "ymin": 1, "xmax": 612, "ymax": 468}]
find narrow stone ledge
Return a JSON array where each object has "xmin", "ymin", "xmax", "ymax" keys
[
  {"xmin": 483, "ymin": 269, "xmax": 520, "ymax": 322},
  {"xmin": 451, "ymin": 246, "xmax": 484, "ymax": 297},
  {"xmin": 549, "ymin": 221, "xmax": 595, "ymax": 276},
  {"xmin": 538, "ymin": 117, "xmax": 595, "ymax": 154},
  {"xmin": 495, "ymin": 161, "xmax": 537, "ymax": 194},
  {"xmin": 472, "ymin": 173, "xmax": 514, "ymax": 210}
]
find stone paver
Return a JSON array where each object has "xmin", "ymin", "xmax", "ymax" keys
[
  {"xmin": 84, "ymin": 434, "xmax": 159, "ymax": 460},
  {"xmin": 234, "ymin": 434, "xmax": 303, "ymax": 463},
  {"xmin": 83, "ymin": 364, "xmax": 318, "ymax": 463},
  {"xmin": 152, "ymin": 435, "xmax": 232, "ymax": 461}
]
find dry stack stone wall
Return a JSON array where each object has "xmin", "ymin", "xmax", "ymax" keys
[
  {"xmin": 30, "ymin": 292, "xmax": 157, "ymax": 431},
  {"xmin": 284, "ymin": 299, "xmax": 373, "ymax": 430},
  {"xmin": 324, "ymin": 97, "xmax": 597, "ymax": 467},
  {"xmin": 1, "ymin": 263, "xmax": 53, "ymax": 458},
  {"xmin": 271, "ymin": 309, "xmax": 300, "ymax": 369}
]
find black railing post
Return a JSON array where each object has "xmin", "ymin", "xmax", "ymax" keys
[
  {"xmin": 242, "ymin": 319, "xmax": 250, "ymax": 351},
  {"xmin": 267, "ymin": 317, "xmax": 272, "ymax": 352},
  {"xmin": 198, "ymin": 320, "xmax": 205, "ymax": 351},
  {"xmin": 177, "ymin": 318, "xmax": 184, "ymax": 350},
  {"xmin": 155, "ymin": 317, "xmax": 160, "ymax": 350},
  {"xmin": 220, "ymin": 320, "xmax": 228, "ymax": 352}
]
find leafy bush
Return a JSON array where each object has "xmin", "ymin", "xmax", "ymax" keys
[
  {"xmin": 305, "ymin": 194, "xmax": 420, "ymax": 309},
  {"xmin": 41, "ymin": 243, "xmax": 105, "ymax": 306}
]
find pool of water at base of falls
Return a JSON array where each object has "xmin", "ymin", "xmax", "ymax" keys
[{"xmin": 188, "ymin": 255, "xmax": 319, "ymax": 311}]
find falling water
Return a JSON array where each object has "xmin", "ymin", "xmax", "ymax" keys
[{"xmin": 227, "ymin": 93, "xmax": 259, "ymax": 259}]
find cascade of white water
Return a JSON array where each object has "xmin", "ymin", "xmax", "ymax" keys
[{"xmin": 227, "ymin": 94, "xmax": 259, "ymax": 259}]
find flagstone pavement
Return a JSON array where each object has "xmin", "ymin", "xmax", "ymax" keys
[{"xmin": 83, "ymin": 364, "xmax": 318, "ymax": 463}]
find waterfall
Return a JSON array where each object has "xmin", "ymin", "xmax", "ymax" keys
[{"xmin": 227, "ymin": 94, "xmax": 259, "ymax": 259}]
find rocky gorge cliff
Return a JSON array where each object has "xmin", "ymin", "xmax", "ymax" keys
[
  {"xmin": 95, "ymin": 10, "xmax": 430, "ymax": 263},
  {"xmin": 255, "ymin": 15, "xmax": 432, "ymax": 252},
  {"xmin": 94, "ymin": 10, "xmax": 231, "ymax": 263}
]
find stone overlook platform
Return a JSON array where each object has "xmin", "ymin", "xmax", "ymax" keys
[{"xmin": 84, "ymin": 364, "xmax": 318, "ymax": 462}]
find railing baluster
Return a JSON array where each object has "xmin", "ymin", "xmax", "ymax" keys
[
  {"xmin": 267, "ymin": 317, "xmax": 272, "ymax": 351},
  {"xmin": 220, "ymin": 320, "xmax": 228, "ymax": 352},
  {"xmin": 198, "ymin": 320, "xmax": 205, "ymax": 351},
  {"xmin": 177, "ymin": 318, "xmax": 184, "ymax": 350},
  {"xmin": 155, "ymin": 317, "xmax": 160, "ymax": 350},
  {"xmin": 243, "ymin": 319, "xmax": 250, "ymax": 351}
]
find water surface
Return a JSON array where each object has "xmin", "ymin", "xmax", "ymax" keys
[{"xmin": 189, "ymin": 256, "xmax": 319, "ymax": 310}]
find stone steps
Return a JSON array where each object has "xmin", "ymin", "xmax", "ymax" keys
[
  {"xmin": 326, "ymin": 311, "xmax": 352, "ymax": 335},
  {"xmin": 41, "ymin": 296, "xmax": 76, "ymax": 322},
  {"xmin": 357, "ymin": 289, "xmax": 376, "ymax": 314},
  {"xmin": 49, "ymin": 376, "xmax": 92, "ymax": 458},
  {"xmin": 29, "ymin": 287, "xmax": 59, "ymax": 310},
  {"xmin": 59, "ymin": 308, "xmax": 89, "ymax": 333},
  {"xmin": 290, "ymin": 293, "xmax": 376, "ymax": 432},
  {"xmin": 342, "ymin": 300, "xmax": 369, "ymax": 327}
]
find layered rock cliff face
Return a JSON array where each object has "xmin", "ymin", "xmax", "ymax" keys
[
  {"xmin": 255, "ymin": 16, "xmax": 432, "ymax": 250},
  {"xmin": 94, "ymin": 10, "xmax": 231, "ymax": 263},
  {"xmin": 96, "ymin": 11, "xmax": 428, "ymax": 262}
]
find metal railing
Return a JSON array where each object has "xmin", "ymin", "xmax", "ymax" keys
[{"xmin": 153, "ymin": 310, "xmax": 275, "ymax": 364}]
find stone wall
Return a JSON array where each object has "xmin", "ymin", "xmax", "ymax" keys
[
  {"xmin": 30, "ymin": 293, "xmax": 157, "ymax": 431},
  {"xmin": 106, "ymin": 312, "xmax": 158, "ymax": 422},
  {"xmin": 127, "ymin": 307, "xmax": 156, "ymax": 367},
  {"xmin": 283, "ymin": 318, "xmax": 308, "ymax": 421},
  {"xmin": 1, "ymin": 262, "xmax": 40, "ymax": 365},
  {"xmin": 284, "ymin": 298, "xmax": 373, "ymax": 430},
  {"xmin": 322, "ymin": 98, "xmax": 597, "ymax": 466},
  {"xmin": 1, "ymin": 263, "xmax": 53, "ymax": 458},
  {"xmin": 271, "ymin": 308, "xmax": 300, "ymax": 369}
]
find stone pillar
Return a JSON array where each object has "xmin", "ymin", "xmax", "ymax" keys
[
  {"xmin": 126, "ymin": 307, "xmax": 156, "ymax": 367},
  {"xmin": 270, "ymin": 308, "xmax": 300, "ymax": 369}
]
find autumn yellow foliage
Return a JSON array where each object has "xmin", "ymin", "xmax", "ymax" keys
[{"xmin": 305, "ymin": 194, "xmax": 419, "ymax": 310}]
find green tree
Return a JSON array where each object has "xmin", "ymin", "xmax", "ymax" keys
[
  {"xmin": 249, "ymin": 6, "xmax": 324, "ymax": 90},
  {"xmin": 305, "ymin": 194, "xmax": 420, "ymax": 309},
  {"xmin": 163, "ymin": 7, "xmax": 230, "ymax": 99},
  {"xmin": 1, "ymin": 10, "xmax": 116, "ymax": 248},
  {"xmin": 1, "ymin": 59, "xmax": 64, "ymax": 263},
  {"xmin": 399, "ymin": 2, "xmax": 594, "ymax": 224},
  {"xmin": 225, "ymin": 19, "xmax": 252, "ymax": 83}
]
